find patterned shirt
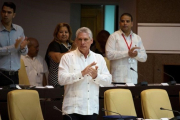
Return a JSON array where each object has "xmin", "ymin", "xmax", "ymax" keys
[{"xmin": 45, "ymin": 41, "xmax": 71, "ymax": 86}]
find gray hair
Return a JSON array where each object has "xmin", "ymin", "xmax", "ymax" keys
[{"xmin": 76, "ymin": 27, "xmax": 93, "ymax": 39}]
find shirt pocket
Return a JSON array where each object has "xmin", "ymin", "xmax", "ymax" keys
[
  {"xmin": 69, "ymin": 64, "xmax": 81, "ymax": 73},
  {"xmin": 115, "ymin": 39, "xmax": 121, "ymax": 51}
]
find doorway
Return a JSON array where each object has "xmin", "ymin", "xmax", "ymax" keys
[{"xmin": 81, "ymin": 5, "xmax": 104, "ymax": 51}]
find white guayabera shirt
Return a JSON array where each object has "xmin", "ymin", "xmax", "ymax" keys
[
  {"xmin": 106, "ymin": 29, "xmax": 147, "ymax": 84},
  {"xmin": 58, "ymin": 49, "xmax": 112, "ymax": 115},
  {"xmin": 21, "ymin": 55, "xmax": 48, "ymax": 86}
]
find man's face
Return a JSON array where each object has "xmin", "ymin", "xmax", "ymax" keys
[
  {"xmin": 119, "ymin": 15, "xmax": 133, "ymax": 34},
  {"xmin": 28, "ymin": 41, "xmax": 39, "ymax": 58},
  {"xmin": 1, "ymin": 6, "xmax": 15, "ymax": 24},
  {"xmin": 75, "ymin": 32, "xmax": 93, "ymax": 54}
]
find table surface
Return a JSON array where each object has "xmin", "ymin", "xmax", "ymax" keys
[{"xmin": 0, "ymin": 84, "xmax": 180, "ymax": 120}]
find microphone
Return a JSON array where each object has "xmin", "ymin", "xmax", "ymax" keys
[
  {"xmin": 130, "ymin": 67, "xmax": 148, "ymax": 86},
  {"xmin": 102, "ymin": 108, "xmax": 123, "ymax": 119},
  {"xmin": 53, "ymin": 106, "xmax": 72, "ymax": 120},
  {"xmin": 157, "ymin": 69, "xmax": 176, "ymax": 85},
  {"xmin": 130, "ymin": 67, "xmax": 144, "ymax": 77},
  {"xmin": 0, "ymin": 71, "xmax": 16, "ymax": 89},
  {"xmin": 160, "ymin": 107, "xmax": 180, "ymax": 114}
]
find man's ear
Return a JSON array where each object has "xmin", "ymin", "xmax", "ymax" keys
[
  {"xmin": 131, "ymin": 21, "xmax": 133, "ymax": 27},
  {"xmin": 91, "ymin": 38, "xmax": 93, "ymax": 44},
  {"xmin": 13, "ymin": 13, "xmax": 16, "ymax": 18}
]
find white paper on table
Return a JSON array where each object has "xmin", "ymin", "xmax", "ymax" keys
[
  {"xmin": 125, "ymin": 83, "xmax": 135, "ymax": 86},
  {"xmin": 161, "ymin": 83, "xmax": 169, "ymax": 86}
]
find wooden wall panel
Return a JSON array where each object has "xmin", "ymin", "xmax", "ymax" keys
[{"xmin": 137, "ymin": 0, "xmax": 180, "ymax": 23}]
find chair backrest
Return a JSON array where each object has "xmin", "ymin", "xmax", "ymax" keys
[
  {"xmin": 7, "ymin": 90, "xmax": 44, "ymax": 120},
  {"xmin": 141, "ymin": 89, "xmax": 174, "ymax": 119},
  {"xmin": 104, "ymin": 89, "xmax": 137, "ymax": 116},
  {"xmin": 18, "ymin": 59, "xmax": 30, "ymax": 85}
]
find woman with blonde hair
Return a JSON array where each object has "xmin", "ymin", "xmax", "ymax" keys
[{"xmin": 45, "ymin": 23, "xmax": 76, "ymax": 87}]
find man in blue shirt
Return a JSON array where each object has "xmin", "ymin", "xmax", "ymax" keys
[{"xmin": 0, "ymin": 2, "xmax": 29, "ymax": 86}]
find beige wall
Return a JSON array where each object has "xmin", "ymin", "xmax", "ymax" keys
[
  {"xmin": 1, "ymin": 0, "xmax": 70, "ymax": 57},
  {"xmin": 2, "ymin": 0, "xmax": 133, "ymax": 57},
  {"xmin": 1, "ymin": 0, "xmax": 180, "ymax": 83}
]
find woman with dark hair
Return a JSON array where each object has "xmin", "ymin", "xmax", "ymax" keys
[
  {"xmin": 45, "ymin": 23, "xmax": 76, "ymax": 87},
  {"xmin": 96, "ymin": 30, "xmax": 110, "ymax": 56}
]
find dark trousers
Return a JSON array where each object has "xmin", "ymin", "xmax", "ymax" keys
[
  {"xmin": 63, "ymin": 113, "xmax": 97, "ymax": 120},
  {"xmin": 0, "ymin": 72, "xmax": 19, "ymax": 86}
]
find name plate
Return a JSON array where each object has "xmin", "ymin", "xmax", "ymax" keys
[
  {"xmin": 161, "ymin": 83, "xmax": 169, "ymax": 86},
  {"xmin": 125, "ymin": 83, "xmax": 135, "ymax": 86},
  {"xmin": 161, "ymin": 118, "xmax": 169, "ymax": 120},
  {"xmin": 16, "ymin": 85, "xmax": 22, "ymax": 89},
  {"xmin": 45, "ymin": 85, "xmax": 54, "ymax": 88}
]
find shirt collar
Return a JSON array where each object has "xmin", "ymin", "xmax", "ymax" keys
[
  {"xmin": 0, "ymin": 22, "xmax": 4, "ymax": 31},
  {"xmin": 62, "ymin": 42, "xmax": 71, "ymax": 50},
  {"xmin": 11, "ymin": 24, "xmax": 16, "ymax": 30},
  {"xmin": 0, "ymin": 21, "xmax": 16, "ymax": 32},
  {"xmin": 119, "ymin": 29, "xmax": 133, "ymax": 37},
  {"xmin": 25, "ymin": 54, "xmax": 37, "ymax": 60},
  {"xmin": 76, "ymin": 48, "xmax": 91, "ymax": 58}
]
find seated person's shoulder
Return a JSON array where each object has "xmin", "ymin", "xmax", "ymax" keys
[
  {"xmin": 36, "ymin": 55, "xmax": 44, "ymax": 61},
  {"xmin": 20, "ymin": 54, "xmax": 26, "ymax": 60}
]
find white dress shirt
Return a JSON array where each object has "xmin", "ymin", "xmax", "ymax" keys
[
  {"xmin": 106, "ymin": 29, "xmax": 147, "ymax": 84},
  {"xmin": 58, "ymin": 49, "xmax": 112, "ymax": 115},
  {"xmin": 21, "ymin": 55, "xmax": 48, "ymax": 86}
]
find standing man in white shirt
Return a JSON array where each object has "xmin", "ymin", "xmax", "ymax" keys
[
  {"xmin": 21, "ymin": 37, "xmax": 48, "ymax": 86},
  {"xmin": 58, "ymin": 27, "xmax": 112, "ymax": 120},
  {"xmin": 106, "ymin": 13, "xmax": 147, "ymax": 84}
]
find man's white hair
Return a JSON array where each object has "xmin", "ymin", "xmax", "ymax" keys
[{"xmin": 76, "ymin": 27, "xmax": 93, "ymax": 39}]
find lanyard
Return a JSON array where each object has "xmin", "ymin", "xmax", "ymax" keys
[{"xmin": 122, "ymin": 34, "xmax": 132, "ymax": 50}]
